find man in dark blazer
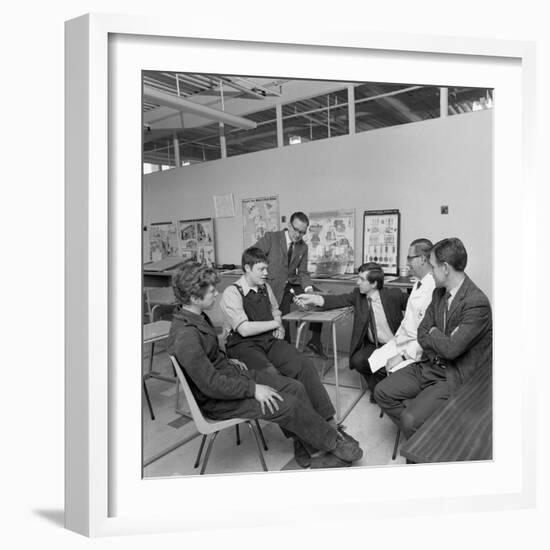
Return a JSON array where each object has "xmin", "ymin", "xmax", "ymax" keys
[
  {"xmin": 374, "ymin": 237, "xmax": 492, "ymax": 439},
  {"xmin": 254, "ymin": 211, "xmax": 325, "ymax": 356},
  {"xmin": 296, "ymin": 263, "xmax": 408, "ymax": 399}
]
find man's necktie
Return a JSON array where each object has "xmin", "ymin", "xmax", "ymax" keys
[
  {"xmin": 416, "ymin": 280, "xmax": 422, "ymax": 290},
  {"xmin": 367, "ymin": 296, "xmax": 379, "ymax": 347},
  {"xmin": 443, "ymin": 290, "xmax": 451, "ymax": 332},
  {"xmin": 287, "ymin": 242, "xmax": 294, "ymax": 265}
]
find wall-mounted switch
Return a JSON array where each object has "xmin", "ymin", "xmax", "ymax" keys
[{"xmin": 441, "ymin": 205, "xmax": 449, "ymax": 215}]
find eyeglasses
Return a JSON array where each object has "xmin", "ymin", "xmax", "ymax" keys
[
  {"xmin": 406, "ymin": 255, "xmax": 421, "ymax": 261},
  {"xmin": 291, "ymin": 224, "xmax": 307, "ymax": 236}
]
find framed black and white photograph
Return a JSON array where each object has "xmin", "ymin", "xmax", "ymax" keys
[{"xmin": 64, "ymin": 12, "xmax": 537, "ymax": 539}]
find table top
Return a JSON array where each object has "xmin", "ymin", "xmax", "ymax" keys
[
  {"xmin": 385, "ymin": 276, "xmax": 415, "ymax": 288},
  {"xmin": 400, "ymin": 366, "xmax": 492, "ymax": 463},
  {"xmin": 282, "ymin": 307, "xmax": 352, "ymax": 323},
  {"xmin": 143, "ymin": 320, "xmax": 172, "ymax": 343},
  {"xmin": 143, "ymin": 269, "xmax": 178, "ymax": 277}
]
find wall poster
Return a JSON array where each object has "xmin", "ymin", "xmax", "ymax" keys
[
  {"xmin": 147, "ymin": 221, "xmax": 180, "ymax": 261},
  {"xmin": 362, "ymin": 209, "xmax": 401, "ymax": 275},
  {"xmin": 242, "ymin": 195, "xmax": 280, "ymax": 248},
  {"xmin": 303, "ymin": 209, "xmax": 355, "ymax": 277},
  {"xmin": 178, "ymin": 217, "xmax": 216, "ymax": 266}
]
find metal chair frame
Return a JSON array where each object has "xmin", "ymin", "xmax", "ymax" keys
[{"xmin": 169, "ymin": 355, "xmax": 268, "ymax": 475}]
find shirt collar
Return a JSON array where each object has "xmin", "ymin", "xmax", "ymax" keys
[
  {"xmin": 237, "ymin": 275, "xmax": 265, "ymax": 296},
  {"xmin": 420, "ymin": 272, "xmax": 434, "ymax": 285},
  {"xmin": 368, "ymin": 289, "xmax": 380, "ymax": 302},
  {"xmin": 447, "ymin": 277, "xmax": 465, "ymax": 301},
  {"xmin": 284, "ymin": 229, "xmax": 291, "ymax": 246}
]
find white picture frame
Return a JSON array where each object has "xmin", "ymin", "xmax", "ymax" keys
[{"xmin": 65, "ymin": 13, "xmax": 536, "ymax": 537}]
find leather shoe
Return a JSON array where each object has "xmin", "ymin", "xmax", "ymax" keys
[
  {"xmin": 336, "ymin": 426, "xmax": 360, "ymax": 447},
  {"xmin": 306, "ymin": 340, "xmax": 328, "ymax": 359},
  {"xmin": 330, "ymin": 437, "xmax": 363, "ymax": 463},
  {"xmin": 310, "ymin": 452, "xmax": 351, "ymax": 469}
]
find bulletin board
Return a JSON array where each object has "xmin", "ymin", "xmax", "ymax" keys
[
  {"xmin": 362, "ymin": 209, "xmax": 400, "ymax": 275},
  {"xmin": 304, "ymin": 209, "xmax": 355, "ymax": 276},
  {"xmin": 242, "ymin": 195, "xmax": 280, "ymax": 248},
  {"xmin": 178, "ymin": 217, "xmax": 216, "ymax": 266},
  {"xmin": 147, "ymin": 221, "xmax": 180, "ymax": 261}
]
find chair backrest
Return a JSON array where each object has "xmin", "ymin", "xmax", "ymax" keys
[
  {"xmin": 144, "ymin": 286, "xmax": 176, "ymax": 319},
  {"xmin": 151, "ymin": 303, "xmax": 177, "ymax": 322},
  {"xmin": 168, "ymin": 354, "xmax": 215, "ymax": 434}
]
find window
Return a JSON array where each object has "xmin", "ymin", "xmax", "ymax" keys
[
  {"xmin": 448, "ymin": 87, "xmax": 494, "ymax": 115},
  {"xmin": 283, "ymin": 89, "xmax": 349, "ymax": 146},
  {"xmin": 354, "ymin": 83, "xmax": 440, "ymax": 133}
]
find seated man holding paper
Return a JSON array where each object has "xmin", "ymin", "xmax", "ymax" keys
[
  {"xmin": 296, "ymin": 263, "xmax": 408, "ymax": 401},
  {"xmin": 368, "ymin": 239, "xmax": 435, "ymax": 376},
  {"xmin": 167, "ymin": 261, "xmax": 363, "ymax": 469}
]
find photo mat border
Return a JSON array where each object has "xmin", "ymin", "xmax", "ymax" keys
[{"xmin": 65, "ymin": 13, "xmax": 536, "ymax": 537}]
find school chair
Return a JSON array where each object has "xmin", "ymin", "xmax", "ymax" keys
[{"xmin": 169, "ymin": 355, "xmax": 269, "ymax": 475}]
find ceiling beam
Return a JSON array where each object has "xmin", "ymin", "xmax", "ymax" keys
[{"xmin": 143, "ymin": 86, "xmax": 258, "ymax": 130}]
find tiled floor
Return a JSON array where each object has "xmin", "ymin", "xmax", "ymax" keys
[{"xmin": 142, "ymin": 341, "xmax": 406, "ymax": 478}]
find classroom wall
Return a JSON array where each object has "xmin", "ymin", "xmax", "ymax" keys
[{"xmin": 144, "ymin": 110, "xmax": 493, "ymax": 298}]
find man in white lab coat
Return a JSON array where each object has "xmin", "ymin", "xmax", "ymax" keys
[{"xmin": 368, "ymin": 238, "xmax": 435, "ymax": 375}]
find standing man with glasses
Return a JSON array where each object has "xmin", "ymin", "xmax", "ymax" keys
[
  {"xmin": 368, "ymin": 238, "xmax": 435, "ymax": 375},
  {"xmin": 374, "ymin": 238, "xmax": 492, "ymax": 439},
  {"xmin": 253, "ymin": 211, "xmax": 326, "ymax": 357}
]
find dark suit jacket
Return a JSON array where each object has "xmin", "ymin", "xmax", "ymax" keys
[
  {"xmin": 254, "ymin": 230, "xmax": 312, "ymax": 304},
  {"xmin": 417, "ymin": 274, "xmax": 492, "ymax": 395},
  {"xmin": 322, "ymin": 287, "xmax": 408, "ymax": 357}
]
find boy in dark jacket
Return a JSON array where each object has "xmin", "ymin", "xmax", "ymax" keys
[{"xmin": 166, "ymin": 261, "xmax": 364, "ymax": 469}]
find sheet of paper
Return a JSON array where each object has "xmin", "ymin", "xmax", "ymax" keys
[
  {"xmin": 369, "ymin": 340, "xmax": 416, "ymax": 373},
  {"xmin": 213, "ymin": 193, "xmax": 235, "ymax": 218},
  {"xmin": 368, "ymin": 339, "xmax": 397, "ymax": 372}
]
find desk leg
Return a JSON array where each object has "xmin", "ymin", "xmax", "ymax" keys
[
  {"xmin": 339, "ymin": 371, "xmax": 368, "ymax": 424},
  {"xmin": 295, "ymin": 321, "xmax": 307, "ymax": 350},
  {"xmin": 331, "ymin": 322, "xmax": 340, "ymax": 423},
  {"xmin": 144, "ymin": 339, "xmax": 177, "ymax": 384}
]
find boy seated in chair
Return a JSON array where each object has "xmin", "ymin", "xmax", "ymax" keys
[
  {"xmin": 167, "ymin": 260, "xmax": 364, "ymax": 469},
  {"xmin": 220, "ymin": 247, "xmax": 334, "ymax": 425}
]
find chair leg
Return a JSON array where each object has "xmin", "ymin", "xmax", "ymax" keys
[
  {"xmin": 255, "ymin": 419, "xmax": 268, "ymax": 451},
  {"xmin": 194, "ymin": 435, "xmax": 207, "ymax": 468},
  {"xmin": 143, "ymin": 379, "xmax": 155, "ymax": 420},
  {"xmin": 148, "ymin": 341, "xmax": 156, "ymax": 374},
  {"xmin": 200, "ymin": 432, "xmax": 219, "ymax": 475},
  {"xmin": 392, "ymin": 427, "xmax": 401, "ymax": 460},
  {"xmin": 175, "ymin": 377, "xmax": 181, "ymax": 412},
  {"xmin": 247, "ymin": 421, "xmax": 268, "ymax": 472},
  {"xmin": 235, "ymin": 424, "xmax": 241, "ymax": 446}
]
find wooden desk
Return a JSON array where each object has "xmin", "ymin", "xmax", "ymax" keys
[
  {"xmin": 143, "ymin": 269, "xmax": 179, "ymax": 288},
  {"xmin": 400, "ymin": 366, "xmax": 492, "ymax": 463},
  {"xmin": 283, "ymin": 307, "xmax": 362, "ymax": 423},
  {"xmin": 142, "ymin": 320, "xmax": 198, "ymax": 467}
]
